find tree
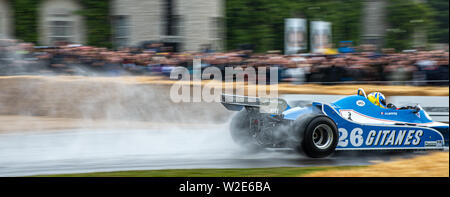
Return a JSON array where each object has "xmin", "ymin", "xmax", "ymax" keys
[
  {"xmin": 426, "ymin": 0, "xmax": 449, "ymax": 43},
  {"xmin": 386, "ymin": 0, "xmax": 436, "ymax": 50},
  {"xmin": 226, "ymin": 0, "xmax": 362, "ymax": 53},
  {"xmin": 10, "ymin": 0, "xmax": 40, "ymax": 43},
  {"xmin": 78, "ymin": 0, "xmax": 112, "ymax": 48}
]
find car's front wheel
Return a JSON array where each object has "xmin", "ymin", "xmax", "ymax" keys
[{"xmin": 294, "ymin": 115, "xmax": 338, "ymax": 158}]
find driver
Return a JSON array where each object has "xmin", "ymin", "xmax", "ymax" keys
[{"xmin": 367, "ymin": 92, "xmax": 387, "ymax": 109}]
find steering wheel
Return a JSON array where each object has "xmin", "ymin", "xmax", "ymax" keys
[{"xmin": 357, "ymin": 88, "xmax": 367, "ymax": 98}]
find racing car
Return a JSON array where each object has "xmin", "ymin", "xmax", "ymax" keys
[{"xmin": 221, "ymin": 89, "xmax": 449, "ymax": 158}]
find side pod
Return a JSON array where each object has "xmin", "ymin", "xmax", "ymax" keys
[{"xmin": 322, "ymin": 104, "xmax": 446, "ymax": 150}]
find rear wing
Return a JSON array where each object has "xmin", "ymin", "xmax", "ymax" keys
[{"xmin": 221, "ymin": 94, "xmax": 289, "ymax": 115}]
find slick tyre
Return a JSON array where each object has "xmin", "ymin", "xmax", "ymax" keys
[{"xmin": 230, "ymin": 110, "xmax": 262, "ymax": 151}]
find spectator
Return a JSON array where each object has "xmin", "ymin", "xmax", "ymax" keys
[{"xmin": 0, "ymin": 39, "xmax": 448, "ymax": 87}]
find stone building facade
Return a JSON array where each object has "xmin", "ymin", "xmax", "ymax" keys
[
  {"xmin": 38, "ymin": 0, "xmax": 86, "ymax": 45},
  {"xmin": 361, "ymin": 0, "xmax": 388, "ymax": 48},
  {"xmin": 1, "ymin": 0, "xmax": 224, "ymax": 51},
  {"xmin": 0, "ymin": 0, "xmax": 12, "ymax": 39},
  {"xmin": 110, "ymin": 0, "xmax": 224, "ymax": 51}
]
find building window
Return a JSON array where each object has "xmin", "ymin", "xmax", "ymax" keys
[
  {"xmin": 49, "ymin": 21, "xmax": 73, "ymax": 44},
  {"xmin": 0, "ymin": 18, "xmax": 3, "ymax": 38},
  {"xmin": 113, "ymin": 16, "xmax": 130, "ymax": 48},
  {"xmin": 162, "ymin": 0, "xmax": 183, "ymax": 37},
  {"xmin": 170, "ymin": 15, "xmax": 182, "ymax": 36},
  {"xmin": 163, "ymin": 0, "xmax": 174, "ymax": 36},
  {"xmin": 210, "ymin": 17, "xmax": 224, "ymax": 50},
  {"xmin": 210, "ymin": 17, "xmax": 224, "ymax": 40}
]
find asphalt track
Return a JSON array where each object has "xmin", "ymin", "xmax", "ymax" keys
[
  {"xmin": 0, "ymin": 125, "xmax": 438, "ymax": 177},
  {"xmin": 0, "ymin": 93, "xmax": 447, "ymax": 177}
]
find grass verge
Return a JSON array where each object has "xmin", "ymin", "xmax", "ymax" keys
[
  {"xmin": 33, "ymin": 152, "xmax": 449, "ymax": 177},
  {"xmin": 33, "ymin": 166, "xmax": 363, "ymax": 177}
]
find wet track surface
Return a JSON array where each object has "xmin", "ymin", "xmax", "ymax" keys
[{"xmin": 0, "ymin": 126, "xmax": 436, "ymax": 177}]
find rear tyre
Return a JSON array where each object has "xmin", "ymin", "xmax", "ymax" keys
[
  {"xmin": 230, "ymin": 110, "xmax": 263, "ymax": 151},
  {"xmin": 294, "ymin": 115, "xmax": 338, "ymax": 158}
]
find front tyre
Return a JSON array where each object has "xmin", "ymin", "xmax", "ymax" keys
[{"xmin": 296, "ymin": 115, "xmax": 338, "ymax": 158}]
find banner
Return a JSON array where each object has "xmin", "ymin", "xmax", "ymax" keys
[
  {"xmin": 284, "ymin": 18, "xmax": 307, "ymax": 55},
  {"xmin": 310, "ymin": 21, "xmax": 332, "ymax": 53}
]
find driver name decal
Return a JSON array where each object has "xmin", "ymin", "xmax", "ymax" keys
[{"xmin": 381, "ymin": 112, "xmax": 398, "ymax": 116}]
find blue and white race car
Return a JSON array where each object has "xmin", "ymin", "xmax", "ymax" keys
[{"xmin": 221, "ymin": 89, "xmax": 449, "ymax": 158}]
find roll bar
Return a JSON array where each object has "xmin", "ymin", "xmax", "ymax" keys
[{"xmin": 357, "ymin": 88, "xmax": 367, "ymax": 98}]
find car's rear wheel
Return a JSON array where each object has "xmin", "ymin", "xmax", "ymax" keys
[
  {"xmin": 294, "ymin": 115, "xmax": 338, "ymax": 158},
  {"xmin": 230, "ymin": 110, "xmax": 262, "ymax": 151}
]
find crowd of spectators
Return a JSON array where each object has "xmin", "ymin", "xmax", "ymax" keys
[{"xmin": 1, "ymin": 39, "xmax": 448, "ymax": 86}]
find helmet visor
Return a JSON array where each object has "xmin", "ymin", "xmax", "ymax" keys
[{"xmin": 380, "ymin": 96, "xmax": 386, "ymax": 106}]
